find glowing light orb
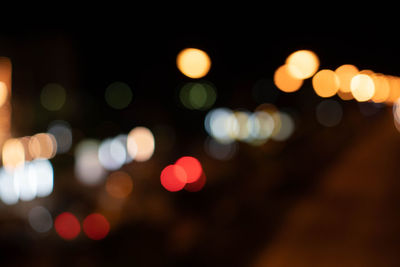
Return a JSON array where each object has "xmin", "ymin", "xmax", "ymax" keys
[
  {"xmin": 83, "ymin": 213, "xmax": 110, "ymax": 240},
  {"xmin": 312, "ymin": 69, "xmax": 340, "ymax": 98},
  {"xmin": 28, "ymin": 206, "xmax": 53, "ymax": 233},
  {"xmin": 335, "ymin": 64, "xmax": 359, "ymax": 93},
  {"xmin": 176, "ymin": 48, "xmax": 211, "ymax": 79},
  {"xmin": 286, "ymin": 50, "xmax": 319, "ymax": 79},
  {"xmin": 351, "ymin": 74, "xmax": 375, "ymax": 102},
  {"xmin": 160, "ymin": 164, "xmax": 187, "ymax": 192},
  {"xmin": 127, "ymin": 127, "xmax": 155, "ymax": 162},
  {"xmin": 274, "ymin": 64, "xmax": 303, "ymax": 93},
  {"xmin": 55, "ymin": 212, "xmax": 81, "ymax": 240},
  {"xmin": 105, "ymin": 81, "xmax": 133, "ymax": 109},
  {"xmin": 184, "ymin": 172, "xmax": 206, "ymax": 192},
  {"xmin": 175, "ymin": 156, "xmax": 203, "ymax": 183}
]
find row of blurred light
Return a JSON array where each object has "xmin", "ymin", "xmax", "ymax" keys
[
  {"xmin": 274, "ymin": 50, "xmax": 400, "ymax": 104},
  {"xmin": 28, "ymin": 207, "xmax": 110, "ymax": 241},
  {"xmin": 75, "ymin": 126, "xmax": 155, "ymax": 186},
  {"xmin": 204, "ymin": 104, "xmax": 294, "ymax": 145}
]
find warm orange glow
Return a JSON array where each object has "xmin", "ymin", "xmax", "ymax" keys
[
  {"xmin": 312, "ymin": 69, "xmax": 340, "ymax": 98},
  {"xmin": 176, "ymin": 48, "xmax": 211, "ymax": 79},
  {"xmin": 105, "ymin": 171, "xmax": 133, "ymax": 199},
  {"xmin": 127, "ymin": 126, "xmax": 155, "ymax": 162},
  {"xmin": 175, "ymin": 156, "xmax": 203, "ymax": 183},
  {"xmin": 19, "ymin": 136, "xmax": 33, "ymax": 161},
  {"xmin": 386, "ymin": 76, "xmax": 400, "ymax": 104},
  {"xmin": 285, "ymin": 50, "xmax": 319, "ymax": 79},
  {"xmin": 160, "ymin": 164, "xmax": 187, "ymax": 192},
  {"xmin": 371, "ymin": 74, "xmax": 390, "ymax": 103},
  {"xmin": 0, "ymin": 81, "xmax": 7, "ymax": 108},
  {"xmin": 273, "ymin": 64, "xmax": 303, "ymax": 93},
  {"xmin": 337, "ymin": 90, "xmax": 354, "ymax": 100},
  {"xmin": 28, "ymin": 133, "xmax": 57, "ymax": 159},
  {"xmin": 335, "ymin": 64, "xmax": 359, "ymax": 93},
  {"xmin": 0, "ymin": 57, "xmax": 12, "ymax": 152},
  {"xmin": 351, "ymin": 74, "xmax": 375, "ymax": 102},
  {"xmin": 2, "ymin": 138, "xmax": 25, "ymax": 169}
]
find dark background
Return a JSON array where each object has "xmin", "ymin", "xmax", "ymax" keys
[{"xmin": 1, "ymin": 21, "xmax": 400, "ymax": 266}]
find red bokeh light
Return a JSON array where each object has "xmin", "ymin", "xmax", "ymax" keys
[
  {"xmin": 160, "ymin": 164, "xmax": 187, "ymax": 192},
  {"xmin": 54, "ymin": 212, "xmax": 81, "ymax": 240},
  {"xmin": 175, "ymin": 156, "xmax": 203, "ymax": 183},
  {"xmin": 184, "ymin": 171, "xmax": 206, "ymax": 192},
  {"xmin": 83, "ymin": 213, "xmax": 110, "ymax": 240}
]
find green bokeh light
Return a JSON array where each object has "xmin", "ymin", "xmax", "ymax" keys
[
  {"xmin": 40, "ymin": 83, "xmax": 66, "ymax": 111},
  {"xmin": 105, "ymin": 82, "xmax": 133, "ymax": 110},
  {"xmin": 179, "ymin": 81, "xmax": 216, "ymax": 110}
]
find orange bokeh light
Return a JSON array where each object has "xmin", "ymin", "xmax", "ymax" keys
[
  {"xmin": 285, "ymin": 50, "xmax": 319, "ymax": 79},
  {"xmin": 83, "ymin": 213, "xmax": 110, "ymax": 240},
  {"xmin": 2, "ymin": 138, "xmax": 25, "ymax": 170},
  {"xmin": 160, "ymin": 164, "xmax": 187, "ymax": 192},
  {"xmin": 28, "ymin": 133, "xmax": 57, "ymax": 159},
  {"xmin": 175, "ymin": 156, "xmax": 203, "ymax": 183},
  {"xmin": 335, "ymin": 64, "xmax": 359, "ymax": 93},
  {"xmin": 55, "ymin": 212, "xmax": 81, "ymax": 240},
  {"xmin": 176, "ymin": 48, "xmax": 211, "ymax": 79},
  {"xmin": 312, "ymin": 69, "xmax": 340, "ymax": 98},
  {"xmin": 105, "ymin": 171, "xmax": 133, "ymax": 199},
  {"xmin": 273, "ymin": 64, "xmax": 303, "ymax": 93}
]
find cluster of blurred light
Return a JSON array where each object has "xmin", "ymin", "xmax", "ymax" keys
[
  {"xmin": 105, "ymin": 81, "xmax": 133, "ymax": 110},
  {"xmin": 179, "ymin": 81, "xmax": 217, "ymax": 110},
  {"xmin": 0, "ymin": 158, "xmax": 54, "ymax": 205},
  {"xmin": 2, "ymin": 133, "xmax": 57, "ymax": 170},
  {"xmin": 75, "ymin": 126, "xmax": 154, "ymax": 185},
  {"xmin": 204, "ymin": 105, "xmax": 295, "ymax": 145},
  {"xmin": 160, "ymin": 156, "xmax": 206, "ymax": 192},
  {"xmin": 54, "ymin": 212, "xmax": 110, "ymax": 241},
  {"xmin": 40, "ymin": 83, "xmax": 66, "ymax": 111},
  {"xmin": 274, "ymin": 50, "xmax": 320, "ymax": 93},
  {"xmin": 176, "ymin": 48, "xmax": 211, "ymax": 79}
]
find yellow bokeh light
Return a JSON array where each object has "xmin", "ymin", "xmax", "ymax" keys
[
  {"xmin": 127, "ymin": 126, "xmax": 155, "ymax": 162},
  {"xmin": 350, "ymin": 74, "xmax": 375, "ymax": 102},
  {"xmin": 312, "ymin": 69, "xmax": 340, "ymax": 98},
  {"xmin": 2, "ymin": 138, "xmax": 25, "ymax": 170},
  {"xmin": 371, "ymin": 74, "xmax": 390, "ymax": 103},
  {"xmin": 176, "ymin": 48, "xmax": 211, "ymax": 79},
  {"xmin": 335, "ymin": 64, "xmax": 359, "ymax": 93},
  {"xmin": 28, "ymin": 133, "xmax": 57, "ymax": 159},
  {"xmin": 285, "ymin": 50, "xmax": 319, "ymax": 79},
  {"xmin": 337, "ymin": 90, "xmax": 354, "ymax": 100},
  {"xmin": 273, "ymin": 64, "xmax": 303, "ymax": 93},
  {"xmin": 386, "ymin": 76, "xmax": 400, "ymax": 104}
]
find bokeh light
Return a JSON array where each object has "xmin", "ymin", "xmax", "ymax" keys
[
  {"xmin": 285, "ymin": 50, "xmax": 320, "ymax": 79},
  {"xmin": 370, "ymin": 73, "xmax": 390, "ymax": 103},
  {"xmin": 273, "ymin": 64, "xmax": 303, "ymax": 93},
  {"xmin": 160, "ymin": 164, "xmax": 187, "ymax": 192},
  {"xmin": 179, "ymin": 82, "xmax": 217, "ymax": 110},
  {"xmin": 0, "ymin": 81, "xmax": 8, "ymax": 108},
  {"xmin": 204, "ymin": 108, "xmax": 238, "ymax": 143},
  {"xmin": 204, "ymin": 137, "xmax": 237, "ymax": 161},
  {"xmin": 351, "ymin": 74, "xmax": 375, "ymax": 102},
  {"xmin": 176, "ymin": 48, "xmax": 211, "ymax": 79},
  {"xmin": 184, "ymin": 172, "xmax": 206, "ymax": 192},
  {"xmin": 40, "ymin": 83, "xmax": 66, "ymax": 111},
  {"xmin": 105, "ymin": 171, "xmax": 133, "ymax": 199},
  {"xmin": 14, "ymin": 163, "xmax": 37, "ymax": 201},
  {"xmin": 0, "ymin": 168, "xmax": 19, "ymax": 205},
  {"xmin": 312, "ymin": 69, "xmax": 340, "ymax": 98},
  {"xmin": 127, "ymin": 126, "xmax": 155, "ymax": 162},
  {"xmin": 271, "ymin": 111, "xmax": 295, "ymax": 141},
  {"xmin": 104, "ymin": 81, "xmax": 133, "ymax": 110},
  {"xmin": 31, "ymin": 159, "xmax": 54, "ymax": 198},
  {"xmin": 28, "ymin": 133, "xmax": 57, "ymax": 159},
  {"xmin": 2, "ymin": 138, "xmax": 25, "ymax": 170},
  {"xmin": 316, "ymin": 99, "xmax": 343, "ymax": 127},
  {"xmin": 335, "ymin": 64, "xmax": 359, "ymax": 93},
  {"xmin": 98, "ymin": 138, "xmax": 126, "ymax": 170},
  {"xmin": 75, "ymin": 139, "xmax": 107, "ymax": 186},
  {"xmin": 247, "ymin": 111, "xmax": 275, "ymax": 145},
  {"xmin": 28, "ymin": 206, "xmax": 53, "ymax": 233},
  {"xmin": 175, "ymin": 156, "xmax": 203, "ymax": 183},
  {"xmin": 83, "ymin": 213, "xmax": 110, "ymax": 240},
  {"xmin": 54, "ymin": 212, "xmax": 81, "ymax": 240},
  {"xmin": 47, "ymin": 121, "xmax": 73, "ymax": 154}
]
